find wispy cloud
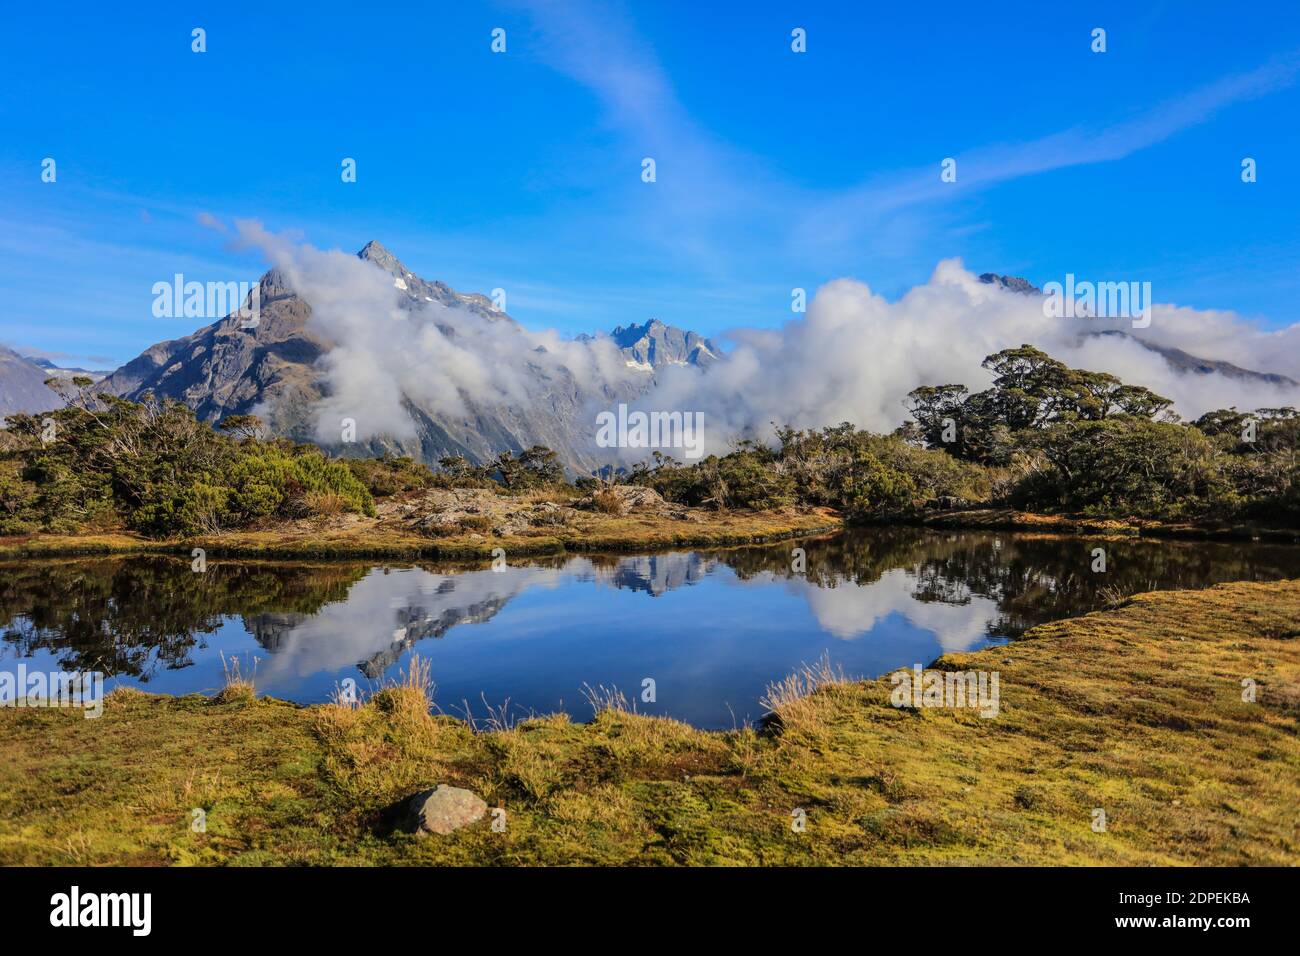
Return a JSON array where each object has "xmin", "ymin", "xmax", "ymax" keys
[
  {"xmin": 514, "ymin": 0, "xmax": 789, "ymax": 280},
  {"xmin": 799, "ymin": 49, "xmax": 1300, "ymax": 252},
  {"xmin": 516, "ymin": 2, "xmax": 1300, "ymax": 279}
]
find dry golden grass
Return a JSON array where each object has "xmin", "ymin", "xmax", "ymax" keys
[
  {"xmin": 0, "ymin": 504, "xmax": 840, "ymax": 560},
  {"xmin": 759, "ymin": 652, "xmax": 850, "ymax": 722},
  {"xmin": 305, "ymin": 491, "xmax": 348, "ymax": 516},
  {"xmin": 589, "ymin": 489, "xmax": 625, "ymax": 515},
  {"xmin": 212, "ymin": 652, "xmax": 258, "ymax": 705}
]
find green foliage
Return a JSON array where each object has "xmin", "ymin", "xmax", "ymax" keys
[
  {"xmin": 5, "ymin": 348, "xmax": 1298, "ymax": 534},
  {"xmin": 834, "ymin": 451, "xmax": 917, "ymax": 520},
  {"xmin": 491, "ymin": 445, "xmax": 565, "ymax": 491},
  {"xmin": 900, "ymin": 346, "xmax": 1299, "ymax": 523},
  {"xmin": 905, "ymin": 344, "xmax": 1174, "ymax": 464},
  {"xmin": 1012, "ymin": 418, "xmax": 1236, "ymax": 519},
  {"xmin": 716, "ymin": 449, "xmax": 796, "ymax": 509},
  {"xmin": 0, "ymin": 393, "xmax": 373, "ymax": 538},
  {"xmin": 0, "ymin": 458, "xmax": 40, "ymax": 534},
  {"xmin": 628, "ymin": 426, "xmax": 982, "ymax": 519}
]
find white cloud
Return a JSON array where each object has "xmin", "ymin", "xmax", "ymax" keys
[
  {"xmin": 234, "ymin": 225, "xmax": 1300, "ymax": 463},
  {"xmin": 648, "ymin": 261, "xmax": 1300, "ymax": 455}
]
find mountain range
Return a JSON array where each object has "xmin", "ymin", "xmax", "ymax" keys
[
  {"xmin": 95, "ymin": 242, "xmax": 715, "ymax": 472},
  {"xmin": 29, "ymin": 358, "xmax": 112, "ymax": 383},
  {"xmin": 3, "ymin": 254, "xmax": 1293, "ymax": 466}
]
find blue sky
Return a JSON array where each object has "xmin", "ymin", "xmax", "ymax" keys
[{"xmin": 2, "ymin": 0, "xmax": 1299, "ymax": 367}]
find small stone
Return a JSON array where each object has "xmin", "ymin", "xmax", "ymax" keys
[{"xmin": 406, "ymin": 784, "xmax": 488, "ymax": 835}]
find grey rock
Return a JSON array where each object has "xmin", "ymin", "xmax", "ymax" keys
[
  {"xmin": 406, "ymin": 784, "xmax": 488, "ymax": 835},
  {"xmin": 608, "ymin": 318, "xmax": 720, "ymax": 369},
  {"xmin": 977, "ymin": 273, "xmax": 1296, "ymax": 385}
]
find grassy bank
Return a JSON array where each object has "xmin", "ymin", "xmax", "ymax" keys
[
  {"xmin": 0, "ymin": 508, "xmax": 842, "ymax": 560},
  {"xmin": 918, "ymin": 507, "xmax": 1300, "ymax": 542},
  {"xmin": 1, "ymin": 579, "xmax": 1296, "ymax": 865},
  {"xmin": 7, "ymin": 503, "xmax": 1299, "ymax": 562}
]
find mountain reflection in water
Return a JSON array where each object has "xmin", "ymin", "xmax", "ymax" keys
[{"xmin": 4, "ymin": 528, "xmax": 1299, "ymax": 727}]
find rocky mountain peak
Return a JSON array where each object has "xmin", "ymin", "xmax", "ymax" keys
[
  {"xmin": 979, "ymin": 273, "xmax": 1041, "ymax": 295},
  {"xmin": 358, "ymin": 240, "xmax": 406, "ymax": 276},
  {"xmin": 65, "ymin": 241, "xmax": 726, "ymax": 472},
  {"xmin": 610, "ymin": 319, "xmax": 719, "ymax": 370},
  {"xmin": 356, "ymin": 241, "xmax": 507, "ymax": 321}
]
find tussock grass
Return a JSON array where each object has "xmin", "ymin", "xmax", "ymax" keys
[
  {"xmin": 580, "ymin": 682, "xmax": 634, "ymax": 716},
  {"xmin": 213, "ymin": 652, "xmax": 257, "ymax": 704},
  {"xmin": 306, "ymin": 491, "xmax": 348, "ymax": 516},
  {"xmin": 1096, "ymin": 583, "xmax": 1131, "ymax": 608},
  {"xmin": 589, "ymin": 489, "xmax": 625, "ymax": 515},
  {"xmin": 449, "ymin": 693, "xmax": 533, "ymax": 732},
  {"xmin": 2, "ymin": 580, "xmax": 1298, "ymax": 865},
  {"xmin": 370, "ymin": 655, "xmax": 434, "ymax": 720},
  {"xmin": 759, "ymin": 652, "xmax": 850, "ymax": 725}
]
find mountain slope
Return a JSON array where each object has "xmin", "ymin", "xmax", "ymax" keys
[
  {"xmin": 1088, "ymin": 330, "xmax": 1298, "ymax": 387},
  {"xmin": 975, "ymin": 274, "xmax": 1296, "ymax": 388},
  {"xmin": 98, "ymin": 266, "xmax": 326, "ymax": 439},
  {"xmin": 0, "ymin": 345, "xmax": 64, "ymax": 420}
]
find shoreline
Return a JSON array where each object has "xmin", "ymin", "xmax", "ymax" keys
[
  {"xmin": 0, "ymin": 510, "xmax": 842, "ymax": 561},
  {"xmin": 912, "ymin": 508, "xmax": 1300, "ymax": 543},
  {"xmin": 4, "ymin": 505, "xmax": 1299, "ymax": 561},
  {"xmin": 2, "ymin": 577, "xmax": 1296, "ymax": 865}
]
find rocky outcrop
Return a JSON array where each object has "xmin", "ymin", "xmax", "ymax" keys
[
  {"xmin": 977, "ymin": 274, "xmax": 1296, "ymax": 387},
  {"xmin": 1087, "ymin": 330, "xmax": 1298, "ymax": 387},
  {"xmin": 978, "ymin": 273, "xmax": 1040, "ymax": 295}
]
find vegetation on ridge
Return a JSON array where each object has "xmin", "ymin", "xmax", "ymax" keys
[
  {"xmin": 2, "ymin": 344, "xmax": 1298, "ymax": 543},
  {"xmin": 630, "ymin": 345, "xmax": 1300, "ymax": 525}
]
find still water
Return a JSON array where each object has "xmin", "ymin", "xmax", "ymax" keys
[{"xmin": 4, "ymin": 528, "xmax": 1299, "ymax": 727}]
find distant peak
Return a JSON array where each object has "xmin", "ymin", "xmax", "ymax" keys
[
  {"xmin": 978, "ymin": 273, "xmax": 1041, "ymax": 295},
  {"xmin": 611, "ymin": 318, "xmax": 663, "ymax": 339},
  {"xmin": 357, "ymin": 240, "xmax": 409, "ymax": 278},
  {"xmin": 608, "ymin": 318, "xmax": 719, "ymax": 369}
]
